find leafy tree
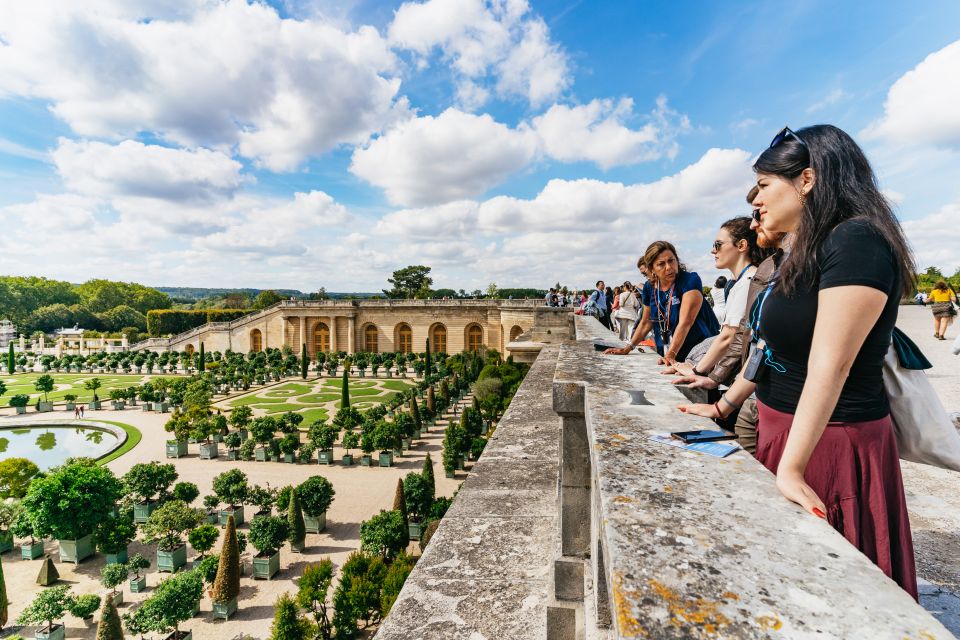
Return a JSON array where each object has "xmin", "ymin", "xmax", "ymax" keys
[
  {"xmin": 332, "ymin": 551, "xmax": 387, "ymax": 635},
  {"xmin": 134, "ymin": 569, "xmax": 203, "ymax": 637},
  {"xmin": 101, "ymin": 563, "xmax": 128, "ymax": 596},
  {"xmin": 359, "ymin": 510, "xmax": 406, "ymax": 560},
  {"xmin": 34, "ymin": 374, "xmax": 54, "ymax": 402},
  {"xmin": 253, "ymin": 290, "xmax": 284, "ymax": 310},
  {"xmin": 211, "ymin": 469, "xmax": 248, "ymax": 509},
  {"xmin": 269, "ymin": 592, "xmax": 311, "ymax": 640},
  {"xmin": 172, "ymin": 481, "xmax": 200, "ymax": 505},
  {"xmin": 17, "ymin": 584, "xmax": 74, "ymax": 633},
  {"xmin": 0, "ymin": 457, "xmax": 39, "ymax": 499},
  {"xmin": 229, "ymin": 405, "xmax": 253, "ymax": 431},
  {"xmin": 403, "ymin": 473, "xmax": 433, "ymax": 524},
  {"xmin": 211, "ymin": 515, "xmax": 240, "ymax": 604},
  {"xmin": 380, "ymin": 552, "xmax": 415, "ymax": 617},
  {"xmin": 248, "ymin": 484, "xmax": 278, "ymax": 514},
  {"xmin": 188, "ymin": 523, "xmax": 219, "ymax": 558},
  {"xmin": 98, "ymin": 305, "xmax": 147, "ymax": 332},
  {"xmin": 249, "ymin": 515, "xmax": 290, "ymax": 558},
  {"xmin": 142, "ymin": 499, "xmax": 203, "ymax": 551},
  {"xmin": 96, "ymin": 594, "xmax": 124, "ymax": 640},
  {"xmin": 69, "ymin": 593, "xmax": 102, "ymax": 620},
  {"xmin": 382, "ymin": 265, "xmax": 433, "ymax": 299},
  {"xmin": 296, "ymin": 560, "xmax": 334, "ymax": 639},
  {"xmin": 392, "ymin": 480, "xmax": 409, "ymax": 547},
  {"xmin": 22, "ymin": 459, "xmax": 123, "ymax": 540},
  {"xmin": 93, "ymin": 509, "xmax": 137, "ymax": 554},
  {"xmin": 84, "ymin": 377, "xmax": 103, "ymax": 402},
  {"xmin": 128, "ymin": 553, "xmax": 150, "ymax": 579},
  {"xmin": 288, "ymin": 489, "xmax": 306, "ymax": 550},
  {"xmin": 341, "ymin": 430, "xmax": 360, "ymax": 456},
  {"xmin": 297, "ymin": 476, "xmax": 335, "ymax": 517}
]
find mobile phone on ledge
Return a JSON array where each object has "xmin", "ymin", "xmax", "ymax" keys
[{"xmin": 670, "ymin": 429, "xmax": 737, "ymax": 444}]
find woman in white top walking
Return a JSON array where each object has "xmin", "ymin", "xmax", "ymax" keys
[{"xmin": 616, "ymin": 281, "xmax": 639, "ymax": 341}]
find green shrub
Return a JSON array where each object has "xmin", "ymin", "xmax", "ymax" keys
[
  {"xmin": 69, "ymin": 593, "xmax": 101, "ymax": 620},
  {"xmin": 297, "ymin": 476, "xmax": 335, "ymax": 517}
]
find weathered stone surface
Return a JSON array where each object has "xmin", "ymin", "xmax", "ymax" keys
[{"xmin": 556, "ymin": 315, "xmax": 954, "ymax": 639}]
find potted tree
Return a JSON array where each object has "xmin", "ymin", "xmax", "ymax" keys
[
  {"xmin": 249, "ymin": 416, "xmax": 276, "ymax": 462},
  {"xmin": 68, "ymin": 593, "xmax": 101, "ymax": 623},
  {"xmin": 210, "ymin": 515, "xmax": 240, "ymax": 620},
  {"xmin": 359, "ymin": 428, "xmax": 375, "ymax": 467},
  {"xmin": 187, "ymin": 523, "xmax": 219, "ymax": 568},
  {"xmin": 248, "ymin": 515, "xmax": 289, "ymax": 580},
  {"xmin": 310, "ymin": 422, "xmax": 339, "ymax": 465},
  {"xmin": 212, "ymin": 469, "xmax": 248, "ymax": 526},
  {"xmin": 16, "ymin": 584, "xmax": 74, "ymax": 640},
  {"xmin": 108, "ymin": 388, "xmax": 126, "ymax": 410},
  {"xmin": 228, "ymin": 405, "xmax": 252, "ymax": 441},
  {"xmin": 34, "ymin": 374, "xmax": 54, "ymax": 412},
  {"xmin": 298, "ymin": 476, "xmax": 335, "ymax": 534},
  {"xmin": 143, "ymin": 499, "xmax": 203, "ymax": 573},
  {"xmin": 10, "ymin": 394, "xmax": 30, "ymax": 415},
  {"xmin": 202, "ymin": 495, "xmax": 220, "ymax": 524},
  {"xmin": 128, "ymin": 552, "xmax": 151, "ymax": 592},
  {"xmin": 194, "ymin": 418, "xmax": 219, "ymax": 460},
  {"xmin": 340, "ymin": 430, "xmax": 359, "ymax": 466},
  {"xmin": 164, "ymin": 412, "xmax": 191, "ymax": 459},
  {"xmin": 224, "ymin": 431, "xmax": 242, "ymax": 460},
  {"xmin": 173, "ymin": 481, "xmax": 200, "ymax": 506},
  {"xmin": 403, "ymin": 473, "xmax": 433, "ymax": 541},
  {"xmin": 0, "ymin": 500, "xmax": 18, "ymax": 553},
  {"xmin": 21, "ymin": 459, "xmax": 123, "ymax": 564},
  {"xmin": 63, "ymin": 394, "xmax": 77, "ymax": 413},
  {"xmin": 278, "ymin": 433, "xmax": 299, "ymax": 463},
  {"xmin": 93, "ymin": 509, "xmax": 136, "ymax": 564},
  {"xmin": 84, "ymin": 378, "xmax": 103, "ymax": 410},
  {"xmin": 133, "ymin": 568, "xmax": 203, "ymax": 640},
  {"xmin": 247, "ymin": 485, "xmax": 277, "ymax": 522},
  {"xmin": 101, "ymin": 562, "xmax": 128, "ymax": 606},
  {"xmin": 12, "ymin": 509, "xmax": 43, "ymax": 559},
  {"xmin": 122, "ymin": 461, "xmax": 178, "ymax": 523},
  {"xmin": 374, "ymin": 420, "xmax": 400, "ymax": 467}
]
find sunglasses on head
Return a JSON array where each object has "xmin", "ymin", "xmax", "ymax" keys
[
  {"xmin": 769, "ymin": 126, "xmax": 807, "ymax": 149},
  {"xmin": 752, "ymin": 209, "xmax": 762, "ymax": 223}
]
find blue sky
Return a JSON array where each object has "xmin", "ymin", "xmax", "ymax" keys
[{"xmin": 0, "ymin": 0, "xmax": 958, "ymax": 292}]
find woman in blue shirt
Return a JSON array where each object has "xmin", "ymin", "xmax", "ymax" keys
[{"xmin": 608, "ymin": 240, "xmax": 719, "ymax": 362}]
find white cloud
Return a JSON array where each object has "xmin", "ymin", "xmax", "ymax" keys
[
  {"xmin": 806, "ymin": 88, "xmax": 849, "ymax": 114},
  {"xmin": 0, "ymin": 1, "xmax": 404, "ymax": 171},
  {"xmin": 350, "ymin": 108, "xmax": 538, "ymax": 206},
  {"xmin": 388, "ymin": 0, "xmax": 569, "ymax": 107},
  {"xmin": 533, "ymin": 96, "xmax": 690, "ymax": 169},
  {"xmin": 901, "ymin": 201, "xmax": 960, "ymax": 274},
  {"xmin": 862, "ymin": 39, "xmax": 960, "ymax": 147},
  {"xmin": 53, "ymin": 139, "xmax": 245, "ymax": 202}
]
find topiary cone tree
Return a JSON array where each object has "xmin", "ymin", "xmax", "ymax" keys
[
  {"xmin": 425, "ymin": 339, "xmax": 431, "ymax": 378},
  {"xmin": 300, "ymin": 344, "xmax": 308, "ymax": 379},
  {"xmin": 421, "ymin": 453, "xmax": 436, "ymax": 503},
  {"xmin": 340, "ymin": 369, "xmax": 350, "ymax": 409},
  {"xmin": 392, "ymin": 479, "xmax": 409, "ymax": 548},
  {"xmin": 7, "ymin": 344, "xmax": 13, "ymax": 376},
  {"xmin": 287, "ymin": 489, "xmax": 306, "ymax": 553},
  {"xmin": 198, "ymin": 343, "xmax": 205, "ymax": 373},
  {"xmin": 211, "ymin": 515, "xmax": 240, "ymax": 616},
  {"xmin": 0, "ymin": 554, "xmax": 8, "ymax": 629},
  {"xmin": 96, "ymin": 594, "xmax": 124, "ymax": 640}
]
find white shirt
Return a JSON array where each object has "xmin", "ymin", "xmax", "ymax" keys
[
  {"xmin": 618, "ymin": 290, "xmax": 639, "ymax": 321},
  {"xmin": 712, "ymin": 287, "xmax": 727, "ymax": 322},
  {"xmin": 721, "ymin": 267, "xmax": 756, "ymax": 328}
]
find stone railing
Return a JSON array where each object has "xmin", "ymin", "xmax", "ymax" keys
[{"xmin": 376, "ymin": 314, "xmax": 953, "ymax": 639}]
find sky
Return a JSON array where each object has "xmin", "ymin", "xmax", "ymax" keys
[{"xmin": 0, "ymin": 0, "xmax": 958, "ymax": 293}]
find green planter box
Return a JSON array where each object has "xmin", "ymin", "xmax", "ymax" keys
[
  {"xmin": 109, "ymin": 590, "xmax": 124, "ymax": 607},
  {"xmin": 220, "ymin": 506, "xmax": 244, "ymax": 526},
  {"xmin": 445, "ymin": 469, "xmax": 455, "ymax": 478},
  {"xmin": 199, "ymin": 442, "xmax": 219, "ymax": 459},
  {"xmin": 212, "ymin": 596, "xmax": 238, "ymax": 620},
  {"xmin": 317, "ymin": 449, "xmax": 335, "ymax": 465},
  {"xmin": 37, "ymin": 401, "xmax": 54, "ymax": 412},
  {"xmin": 89, "ymin": 400, "xmax": 102, "ymax": 410},
  {"xmin": 0, "ymin": 530, "xmax": 12, "ymax": 553},
  {"xmin": 15, "ymin": 406, "xmax": 27, "ymax": 414},
  {"xmin": 105, "ymin": 546, "xmax": 129, "ymax": 564},
  {"xmin": 282, "ymin": 453, "xmax": 295, "ymax": 463},
  {"xmin": 130, "ymin": 575, "xmax": 147, "ymax": 592},
  {"xmin": 291, "ymin": 538, "xmax": 305, "ymax": 553},
  {"xmin": 360, "ymin": 455, "xmax": 372, "ymax": 467},
  {"xmin": 455, "ymin": 456, "xmax": 465, "ymax": 471},
  {"xmin": 205, "ymin": 511, "xmax": 218, "ymax": 525},
  {"xmin": 341, "ymin": 454, "xmax": 354, "ymax": 466},
  {"xmin": 412, "ymin": 430, "xmax": 421, "ymax": 439},
  {"xmin": 226, "ymin": 449, "xmax": 239, "ymax": 460},
  {"xmin": 157, "ymin": 544, "xmax": 188, "ymax": 573},
  {"xmin": 304, "ymin": 512, "xmax": 327, "ymax": 534},
  {"xmin": 65, "ymin": 402, "xmax": 76, "ymax": 411},
  {"xmin": 378, "ymin": 451, "xmax": 394, "ymax": 467},
  {"xmin": 134, "ymin": 501, "xmax": 158, "ymax": 523},
  {"xmin": 141, "ymin": 404, "xmax": 152, "ymax": 412},
  {"xmin": 166, "ymin": 440, "xmax": 188, "ymax": 458},
  {"xmin": 408, "ymin": 521, "xmax": 422, "ymax": 541},
  {"xmin": 112, "ymin": 401, "xmax": 125, "ymax": 410},
  {"xmin": 153, "ymin": 402, "xmax": 169, "ymax": 413},
  {"xmin": 162, "ymin": 632, "xmax": 192, "ymax": 640},
  {"xmin": 58, "ymin": 534, "xmax": 94, "ymax": 564},
  {"xmin": 22, "ymin": 540, "xmax": 44, "ymax": 559},
  {"xmin": 35, "ymin": 623, "xmax": 66, "ymax": 640},
  {"xmin": 238, "ymin": 429, "xmax": 249, "ymax": 441},
  {"xmin": 269, "ymin": 454, "xmax": 279, "ymax": 462},
  {"xmin": 392, "ymin": 447, "xmax": 403, "ymax": 459},
  {"xmin": 401, "ymin": 438, "xmax": 411, "ymax": 450},
  {"xmin": 255, "ymin": 447, "xmax": 268, "ymax": 462},
  {"xmin": 252, "ymin": 551, "xmax": 280, "ymax": 580}
]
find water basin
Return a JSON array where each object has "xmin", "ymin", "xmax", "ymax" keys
[{"xmin": 0, "ymin": 424, "xmax": 123, "ymax": 469}]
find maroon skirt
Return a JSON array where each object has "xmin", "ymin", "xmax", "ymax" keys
[{"xmin": 755, "ymin": 400, "xmax": 918, "ymax": 600}]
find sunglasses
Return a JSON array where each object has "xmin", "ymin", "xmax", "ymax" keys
[
  {"xmin": 769, "ymin": 126, "xmax": 807, "ymax": 149},
  {"xmin": 711, "ymin": 240, "xmax": 732, "ymax": 252},
  {"xmin": 752, "ymin": 209, "xmax": 761, "ymax": 223}
]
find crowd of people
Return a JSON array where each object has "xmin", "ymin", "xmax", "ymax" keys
[{"xmin": 597, "ymin": 124, "xmax": 927, "ymax": 600}]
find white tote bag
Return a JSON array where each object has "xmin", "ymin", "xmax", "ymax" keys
[{"xmin": 882, "ymin": 345, "xmax": 960, "ymax": 472}]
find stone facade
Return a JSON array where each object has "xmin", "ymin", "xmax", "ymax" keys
[{"xmin": 132, "ymin": 299, "xmax": 565, "ymax": 357}]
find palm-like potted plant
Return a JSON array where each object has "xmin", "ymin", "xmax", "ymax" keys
[
  {"xmin": 340, "ymin": 430, "xmax": 359, "ymax": 466},
  {"xmin": 128, "ymin": 552, "xmax": 151, "ymax": 592},
  {"xmin": 297, "ymin": 476, "xmax": 335, "ymax": 534},
  {"xmin": 16, "ymin": 584, "xmax": 74, "ymax": 640},
  {"xmin": 84, "ymin": 377, "xmax": 103, "ymax": 410},
  {"xmin": 212, "ymin": 469, "xmax": 248, "ymax": 526},
  {"xmin": 101, "ymin": 562, "xmax": 128, "ymax": 606},
  {"xmin": 248, "ymin": 515, "xmax": 289, "ymax": 580},
  {"xmin": 142, "ymin": 499, "xmax": 203, "ymax": 573}
]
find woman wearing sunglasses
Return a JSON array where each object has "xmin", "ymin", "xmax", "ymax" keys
[{"xmin": 678, "ymin": 125, "xmax": 918, "ymax": 599}]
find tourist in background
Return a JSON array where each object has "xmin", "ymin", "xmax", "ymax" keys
[
  {"xmin": 677, "ymin": 124, "xmax": 918, "ymax": 599},
  {"xmin": 605, "ymin": 241, "xmax": 720, "ymax": 362},
  {"xmin": 929, "ymin": 280, "xmax": 957, "ymax": 340},
  {"xmin": 617, "ymin": 282, "xmax": 639, "ymax": 342},
  {"xmin": 586, "ymin": 281, "xmax": 607, "ymax": 323},
  {"xmin": 610, "ymin": 285, "xmax": 622, "ymax": 333},
  {"xmin": 712, "ymin": 276, "xmax": 728, "ymax": 320},
  {"xmin": 603, "ymin": 285, "xmax": 615, "ymax": 330}
]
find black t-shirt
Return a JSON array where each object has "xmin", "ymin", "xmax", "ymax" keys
[{"xmin": 755, "ymin": 220, "xmax": 900, "ymax": 422}]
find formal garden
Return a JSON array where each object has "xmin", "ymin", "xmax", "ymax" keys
[{"xmin": 0, "ymin": 342, "xmax": 528, "ymax": 639}]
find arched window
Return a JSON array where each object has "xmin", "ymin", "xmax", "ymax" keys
[
  {"xmin": 184, "ymin": 344, "xmax": 195, "ymax": 356},
  {"xmin": 395, "ymin": 324, "xmax": 412, "ymax": 353},
  {"xmin": 364, "ymin": 324, "xmax": 379, "ymax": 352},
  {"xmin": 249, "ymin": 330, "xmax": 262, "ymax": 352},
  {"xmin": 430, "ymin": 324, "xmax": 447, "ymax": 353},
  {"xmin": 313, "ymin": 323, "xmax": 330, "ymax": 354},
  {"xmin": 466, "ymin": 324, "xmax": 483, "ymax": 351},
  {"xmin": 510, "ymin": 325, "xmax": 524, "ymax": 341}
]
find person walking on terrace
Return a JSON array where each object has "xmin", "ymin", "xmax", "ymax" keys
[
  {"xmin": 928, "ymin": 280, "xmax": 957, "ymax": 340},
  {"xmin": 677, "ymin": 125, "xmax": 918, "ymax": 599}
]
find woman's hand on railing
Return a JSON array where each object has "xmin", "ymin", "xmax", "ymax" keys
[
  {"xmin": 602, "ymin": 346, "xmax": 633, "ymax": 355},
  {"xmin": 676, "ymin": 402, "xmax": 719, "ymax": 418},
  {"xmin": 660, "ymin": 362, "xmax": 694, "ymax": 376},
  {"xmin": 775, "ymin": 468, "xmax": 828, "ymax": 519},
  {"xmin": 670, "ymin": 374, "xmax": 719, "ymax": 390}
]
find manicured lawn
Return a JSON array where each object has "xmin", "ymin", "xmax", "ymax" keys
[
  {"xmin": 2, "ymin": 373, "xmax": 156, "ymax": 404},
  {"xmin": 96, "ymin": 420, "xmax": 143, "ymax": 465},
  {"xmin": 380, "ymin": 379, "xmax": 416, "ymax": 391}
]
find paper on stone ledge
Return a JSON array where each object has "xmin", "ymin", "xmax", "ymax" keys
[{"xmin": 649, "ymin": 433, "xmax": 740, "ymax": 458}]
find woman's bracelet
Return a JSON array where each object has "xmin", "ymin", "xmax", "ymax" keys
[{"xmin": 720, "ymin": 394, "xmax": 740, "ymax": 411}]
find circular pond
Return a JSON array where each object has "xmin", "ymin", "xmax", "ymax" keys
[{"xmin": 0, "ymin": 423, "xmax": 124, "ymax": 469}]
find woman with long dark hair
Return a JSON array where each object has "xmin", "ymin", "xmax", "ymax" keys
[
  {"xmin": 678, "ymin": 125, "xmax": 918, "ymax": 598},
  {"xmin": 607, "ymin": 241, "xmax": 720, "ymax": 362}
]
